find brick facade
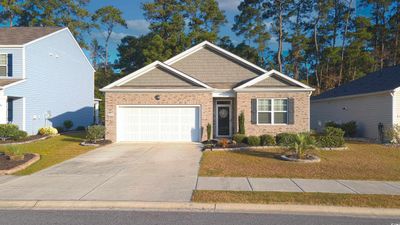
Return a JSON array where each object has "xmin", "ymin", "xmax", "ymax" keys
[
  {"xmin": 236, "ymin": 92, "xmax": 310, "ymax": 136},
  {"xmin": 105, "ymin": 92, "xmax": 213, "ymax": 142}
]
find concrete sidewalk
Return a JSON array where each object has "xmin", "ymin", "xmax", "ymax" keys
[{"xmin": 196, "ymin": 177, "xmax": 400, "ymax": 195}]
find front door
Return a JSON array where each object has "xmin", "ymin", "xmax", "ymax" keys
[{"xmin": 216, "ymin": 104, "xmax": 231, "ymax": 137}]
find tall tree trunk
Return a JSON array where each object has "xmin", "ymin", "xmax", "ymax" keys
[
  {"xmin": 338, "ymin": 0, "xmax": 352, "ymax": 85},
  {"xmin": 277, "ymin": 1, "xmax": 283, "ymax": 72},
  {"xmin": 314, "ymin": 19, "xmax": 321, "ymax": 93},
  {"xmin": 394, "ymin": 26, "xmax": 399, "ymax": 66}
]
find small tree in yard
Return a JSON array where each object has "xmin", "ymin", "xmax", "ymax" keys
[
  {"xmin": 238, "ymin": 111, "xmax": 245, "ymax": 134},
  {"xmin": 86, "ymin": 125, "xmax": 105, "ymax": 143},
  {"xmin": 290, "ymin": 133, "xmax": 316, "ymax": 159}
]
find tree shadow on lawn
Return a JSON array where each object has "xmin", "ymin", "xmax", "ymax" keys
[{"xmin": 230, "ymin": 149, "xmax": 284, "ymax": 160}]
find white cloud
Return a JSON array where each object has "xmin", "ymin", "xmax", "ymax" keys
[
  {"xmin": 109, "ymin": 31, "xmax": 128, "ymax": 42},
  {"xmin": 126, "ymin": 19, "xmax": 150, "ymax": 35},
  {"xmin": 217, "ymin": 0, "xmax": 241, "ymax": 12}
]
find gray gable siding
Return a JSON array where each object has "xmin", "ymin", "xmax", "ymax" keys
[
  {"xmin": 121, "ymin": 66, "xmax": 201, "ymax": 88},
  {"xmin": 170, "ymin": 46, "xmax": 263, "ymax": 89},
  {"xmin": 250, "ymin": 74, "xmax": 299, "ymax": 88}
]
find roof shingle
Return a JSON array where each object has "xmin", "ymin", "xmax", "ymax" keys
[
  {"xmin": 0, "ymin": 27, "xmax": 64, "ymax": 45},
  {"xmin": 312, "ymin": 66, "xmax": 400, "ymax": 101}
]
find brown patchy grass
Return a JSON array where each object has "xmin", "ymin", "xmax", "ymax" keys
[
  {"xmin": 199, "ymin": 142, "xmax": 400, "ymax": 180},
  {"xmin": 192, "ymin": 190, "xmax": 400, "ymax": 208},
  {"xmin": 0, "ymin": 132, "xmax": 97, "ymax": 175}
]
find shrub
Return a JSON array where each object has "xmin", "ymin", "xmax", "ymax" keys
[
  {"xmin": 233, "ymin": 134, "xmax": 247, "ymax": 144},
  {"xmin": 218, "ymin": 138, "xmax": 229, "ymax": 148},
  {"xmin": 55, "ymin": 126, "xmax": 65, "ymax": 133},
  {"xmin": 5, "ymin": 145, "xmax": 24, "ymax": 161},
  {"xmin": 325, "ymin": 121, "xmax": 357, "ymax": 137},
  {"xmin": 317, "ymin": 127, "xmax": 345, "ymax": 148},
  {"xmin": 38, "ymin": 127, "xmax": 58, "ymax": 136},
  {"xmin": 63, "ymin": 120, "xmax": 73, "ymax": 130},
  {"xmin": 385, "ymin": 124, "xmax": 400, "ymax": 144},
  {"xmin": 259, "ymin": 134, "xmax": 276, "ymax": 146},
  {"xmin": 238, "ymin": 111, "xmax": 245, "ymax": 134},
  {"xmin": 86, "ymin": 125, "xmax": 105, "ymax": 143},
  {"xmin": 15, "ymin": 130, "xmax": 27, "ymax": 140},
  {"xmin": 206, "ymin": 123, "xmax": 212, "ymax": 141},
  {"xmin": 289, "ymin": 133, "xmax": 316, "ymax": 159},
  {"xmin": 276, "ymin": 133, "xmax": 297, "ymax": 146},
  {"xmin": 0, "ymin": 124, "xmax": 23, "ymax": 141},
  {"xmin": 247, "ymin": 136, "xmax": 260, "ymax": 146},
  {"xmin": 76, "ymin": 126, "xmax": 86, "ymax": 131}
]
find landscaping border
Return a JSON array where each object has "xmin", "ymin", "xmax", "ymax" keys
[
  {"xmin": 0, "ymin": 153, "xmax": 40, "ymax": 175},
  {"xmin": 204, "ymin": 146, "xmax": 347, "ymax": 151},
  {"xmin": 0, "ymin": 135, "xmax": 57, "ymax": 146}
]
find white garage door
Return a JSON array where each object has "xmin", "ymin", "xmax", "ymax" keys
[{"xmin": 117, "ymin": 106, "xmax": 200, "ymax": 142}]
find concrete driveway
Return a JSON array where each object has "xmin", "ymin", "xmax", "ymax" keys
[{"xmin": 0, "ymin": 143, "xmax": 202, "ymax": 202}]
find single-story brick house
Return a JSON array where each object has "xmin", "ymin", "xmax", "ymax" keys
[
  {"xmin": 101, "ymin": 41, "xmax": 314, "ymax": 142},
  {"xmin": 311, "ymin": 66, "xmax": 400, "ymax": 140}
]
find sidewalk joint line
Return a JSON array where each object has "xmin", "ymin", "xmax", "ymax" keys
[
  {"xmin": 246, "ymin": 177, "xmax": 254, "ymax": 191},
  {"xmin": 336, "ymin": 180, "xmax": 359, "ymax": 194},
  {"xmin": 194, "ymin": 176, "xmax": 199, "ymax": 191},
  {"xmin": 290, "ymin": 179, "xmax": 305, "ymax": 192},
  {"xmin": 384, "ymin": 182, "xmax": 400, "ymax": 191}
]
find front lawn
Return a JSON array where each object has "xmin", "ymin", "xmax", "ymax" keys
[
  {"xmin": 199, "ymin": 142, "xmax": 400, "ymax": 180},
  {"xmin": 192, "ymin": 190, "xmax": 400, "ymax": 208},
  {"xmin": 0, "ymin": 132, "xmax": 97, "ymax": 175}
]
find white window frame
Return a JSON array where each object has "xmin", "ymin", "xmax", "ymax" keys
[
  {"xmin": 256, "ymin": 98, "xmax": 288, "ymax": 125},
  {"xmin": 0, "ymin": 54, "xmax": 7, "ymax": 77}
]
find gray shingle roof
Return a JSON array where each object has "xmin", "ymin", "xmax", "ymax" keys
[
  {"xmin": 0, "ymin": 27, "xmax": 64, "ymax": 45},
  {"xmin": 312, "ymin": 66, "xmax": 400, "ymax": 101}
]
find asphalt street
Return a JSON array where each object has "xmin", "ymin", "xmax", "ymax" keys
[{"xmin": 0, "ymin": 210, "xmax": 398, "ymax": 225}]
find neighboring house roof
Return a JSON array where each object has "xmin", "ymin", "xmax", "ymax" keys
[
  {"xmin": 101, "ymin": 41, "xmax": 314, "ymax": 92},
  {"xmin": 0, "ymin": 27, "xmax": 64, "ymax": 45},
  {"xmin": 312, "ymin": 66, "xmax": 400, "ymax": 101},
  {"xmin": 0, "ymin": 79, "xmax": 24, "ymax": 89}
]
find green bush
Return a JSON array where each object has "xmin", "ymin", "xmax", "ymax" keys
[
  {"xmin": 317, "ymin": 127, "xmax": 345, "ymax": 147},
  {"xmin": 259, "ymin": 134, "xmax": 276, "ymax": 146},
  {"xmin": 0, "ymin": 124, "xmax": 23, "ymax": 141},
  {"xmin": 276, "ymin": 133, "xmax": 297, "ymax": 146},
  {"xmin": 233, "ymin": 134, "xmax": 247, "ymax": 144},
  {"xmin": 247, "ymin": 136, "xmax": 260, "ymax": 146},
  {"xmin": 86, "ymin": 125, "xmax": 105, "ymax": 143},
  {"xmin": 325, "ymin": 121, "xmax": 357, "ymax": 137},
  {"xmin": 76, "ymin": 126, "xmax": 86, "ymax": 131},
  {"xmin": 15, "ymin": 130, "xmax": 27, "ymax": 140},
  {"xmin": 238, "ymin": 111, "xmax": 245, "ymax": 134},
  {"xmin": 63, "ymin": 120, "xmax": 73, "ymax": 130}
]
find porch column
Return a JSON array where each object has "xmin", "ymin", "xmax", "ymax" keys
[{"xmin": 0, "ymin": 91, "xmax": 7, "ymax": 124}]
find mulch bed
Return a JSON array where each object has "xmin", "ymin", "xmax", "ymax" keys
[
  {"xmin": 80, "ymin": 139, "xmax": 112, "ymax": 146},
  {"xmin": 0, "ymin": 135, "xmax": 46, "ymax": 144},
  {"xmin": 0, "ymin": 153, "xmax": 35, "ymax": 170}
]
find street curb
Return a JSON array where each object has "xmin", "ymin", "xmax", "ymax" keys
[{"xmin": 0, "ymin": 200, "xmax": 399, "ymax": 217}]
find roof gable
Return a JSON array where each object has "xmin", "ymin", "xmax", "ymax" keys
[
  {"xmin": 165, "ymin": 41, "xmax": 266, "ymax": 89},
  {"xmin": 0, "ymin": 27, "xmax": 65, "ymax": 45},
  {"xmin": 234, "ymin": 70, "xmax": 314, "ymax": 91},
  {"xmin": 101, "ymin": 61, "xmax": 212, "ymax": 90}
]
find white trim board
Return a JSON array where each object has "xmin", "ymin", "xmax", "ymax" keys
[
  {"xmin": 164, "ymin": 41, "xmax": 267, "ymax": 74},
  {"xmin": 101, "ymin": 61, "xmax": 212, "ymax": 91}
]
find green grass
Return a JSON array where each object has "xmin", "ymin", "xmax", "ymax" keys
[
  {"xmin": 192, "ymin": 190, "xmax": 400, "ymax": 208},
  {"xmin": 199, "ymin": 141, "xmax": 400, "ymax": 180},
  {"xmin": 0, "ymin": 132, "xmax": 97, "ymax": 175}
]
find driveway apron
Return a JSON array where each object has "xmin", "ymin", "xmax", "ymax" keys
[{"xmin": 0, "ymin": 143, "xmax": 202, "ymax": 202}]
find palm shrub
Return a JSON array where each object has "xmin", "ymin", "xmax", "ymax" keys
[
  {"xmin": 289, "ymin": 133, "xmax": 316, "ymax": 159},
  {"xmin": 259, "ymin": 134, "xmax": 276, "ymax": 146},
  {"xmin": 238, "ymin": 111, "xmax": 245, "ymax": 134}
]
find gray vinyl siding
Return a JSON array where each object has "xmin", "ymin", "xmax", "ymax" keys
[
  {"xmin": 170, "ymin": 46, "xmax": 263, "ymax": 88},
  {"xmin": 393, "ymin": 90, "xmax": 400, "ymax": 125},
  {"xmin": 311, "ymin": 92, "xmax": 393, "ymax": 140},
  {"xmin": 0, "ymin": 47, "xmax": 23, "ymax": 78},
  {"xmin": 121, "ymin": 66, "xmax": 200, "ymax": 88},
  {"xmin": 4, "ymin": 29, "xmax": 94, "ymax": 134}
]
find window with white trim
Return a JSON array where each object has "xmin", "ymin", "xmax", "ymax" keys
[
  {"xmin": 0, "ymin": 54, "xmax": 7, "ymax": 77},
  {"xmin": 257, "ymin": 99, "xmax": 288, "ymax": 124}
]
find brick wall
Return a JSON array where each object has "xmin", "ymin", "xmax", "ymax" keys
[
  {"xmin": 105, "ymin": 92, "xmax": 213, "ymax": 142},
  {"xmin": 236, "ymin": 92, "xmax": 310, "ymax": 136}
]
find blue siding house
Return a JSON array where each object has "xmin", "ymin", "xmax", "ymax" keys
[{"xmin": 0, "ymin": 27, "xmax": 95, "ymax": 134}]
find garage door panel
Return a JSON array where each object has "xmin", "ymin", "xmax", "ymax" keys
[{"xmin": 117, "ymin": 106, "xmax": 200, "ymax": 142}]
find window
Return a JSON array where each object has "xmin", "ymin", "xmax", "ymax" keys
[
  {"xmin": 257, "ymin": 99, "xmax": 288, "ymax": 124},
  {"xmin": 0, "ymin": 54, "xmax": 7, "ymax": 77}
]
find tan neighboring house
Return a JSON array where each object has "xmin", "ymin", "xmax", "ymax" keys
[
  {"xmin": 311, "ymin": 66, "xmax": 400, "ymax": 140},
  {"xmin": 101, "ymin": 41, "xmax": 314, "ymax": 142}
]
